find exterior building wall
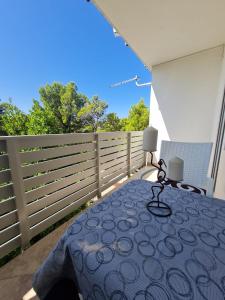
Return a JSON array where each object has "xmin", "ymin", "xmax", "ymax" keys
[{"xmin": 150, "ymin": 46, "xmax": 225, "ymax": 198}]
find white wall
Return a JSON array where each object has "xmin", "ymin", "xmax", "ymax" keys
[
  {"xmin": 150, "ymin": 46, "xmax": 223, "ymax": 155},
  {"xmin": 150, "ymin": 46, "xmax": 225, "ymax": 199}
]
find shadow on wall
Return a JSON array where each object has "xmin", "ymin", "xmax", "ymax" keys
[{"xmin": 149, "ymin": 86, "xmax": 170, "ymax": 160}]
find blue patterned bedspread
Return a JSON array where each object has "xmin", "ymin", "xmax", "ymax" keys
[{"xmin": 33, "ymin": 179, "xmax": 225, "ymax": 299}]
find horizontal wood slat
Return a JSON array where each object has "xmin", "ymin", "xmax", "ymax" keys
[
  {"xmin": 131, "ymin": 149, "xmax": 144, "ymax": 159},
  {"xmin": 30, "ymin": 190, "xmax": 97, "ymax": 238},
  {"xmin": 100, "ymin": 149, "xmax": 127, "ymax": 164},
  {"xmin": 0, "ymin": 140, "xmax": 6, "ymax": 153},
  {"xmin": 0, "ymin": 211, "xmax": 18, "ymax": 231},
  {"xmin": 0, "ymin": 169, "xmax": 11, "ymax": 184},
  {"xmin": 131, "ymin": 136, "xmax": 143, "ymax": 143},
  {"xmin": 0, "ymin": 155, "xmax": 9, "ymax": 170},
  {"xmin": 131, "ymin": 141, "xmax": 143, "ymax": 148},
  {"xmin": 102, "ymin": 166, "xmax": 128, "ymax": 184},
  {"xmin": 100, "ymin": 138, "xmax": 127, "ymax": 148},
  {"xmin": 22, "ymin": 151, "xmax": 96, "ymax": 178},
  {"xmin": 0, "ymin": 183, "xmax": 14, "ymax": 201},
  {"xmin": 132, "ymin": 153, "xmax": 144, "ymax": 162},
  {"xmin": 131, "ymin": 131, "xmax": 143, "ymax": 137},
  {"xmin": 20, "ymin": 142, "xmax": 95, "ymax": 164},
  {"xmin": 17, "ymin": 133, "xmax": 95, "ymax": 148},
  {"xmin": 131, "ymin": 158, "xmax": 144, "ymax": 171},
  {"xmin": 0, "ymin": 198, "xmax": 16, "ymax": 216},
  {"xmin": 29, "ymin": 182, "xmax": 98, "ymax": 227},
  {"xmin": 100, "ymin": 144, "xmax": 127, "ymax": 156},
  {"xmin": 27, "ymin": 173, "xmax": 97, "ymax": 215},
  {"xmin": 101, "ymin": 161, "xmax": 127, "ymax": 178},
  {"xmin": 0, "ymin": 223, "xmax": 20, "ymax": 245},
  {"xmin": 24, "ymin": 159, "xmax": 96, "ymax": 190},
  {"xmin": 0, "ymin": 236, "xmax": 21, "ymax": 259},
  {"xmin": 131, "ymin": 145, "xmax": 143, "ymax": 153},
  {"xmin": 99, "ymin": 132, "xmax": 127, "ymax": 140},
  {"xmin": 101, "ymin": 155, "xmax": 127, "ymax": 170},
  {"xmin": 101, "ymin": 173, "xmax": 127, "ymax": 192},
  {"xmin": 26, "ymin": 165, "xmax": 97, "ymax": 203}
]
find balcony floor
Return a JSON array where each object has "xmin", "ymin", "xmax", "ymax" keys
[
  {"xmin": 0, "ymin": 167, "xmax": 155, "ymax": 300},
  {"xmin": 0, "ymin": 215, "xmax": 81, "ymax": 300}
]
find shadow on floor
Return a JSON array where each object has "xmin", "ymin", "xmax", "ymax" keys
[{"xmin": 44, "ymin": 280, "xmax": 80, "ymax": 300}]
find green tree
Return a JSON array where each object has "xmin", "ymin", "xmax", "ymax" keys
[
  {"xmin": 39, "ymin": 82, "xmax": 87, "ymax": 133},
  {"xmin": 119, "ymin": 117, "xmax": 129, "ymax": 131},
  {"xmin": 100, "ymin": 113, "xmax": 122, "ymax": 132},
  {"xmin": 78, "ymin": 96, "xmax": 108, "ymax": 132},
  {"xmin": 123, "ymin": 99, "xmax": 149, "ymax": 131},
  {"xmin": 0, "ymin": 86, "xmax": 149, "ymax": 136},
  {"xmin": 0, "ymin": 100, "xmax": 28, "ymax": 135},
  {"xmin": 27, "ymin": 100, "xmax": 58, "ymax": 135}
]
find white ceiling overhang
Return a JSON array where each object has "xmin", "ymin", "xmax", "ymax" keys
[{"xmin": 93, "ymin": 0, "xmax": 225, "ymax": 67}]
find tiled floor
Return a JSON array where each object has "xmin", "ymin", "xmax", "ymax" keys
[{"xmin": 0, "ymin": 168, "xmax": 156, "ymax": 300}]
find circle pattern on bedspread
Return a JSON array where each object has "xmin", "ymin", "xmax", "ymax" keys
[{"xmin": 35, "ymin": 180, "xmax": 225, "ymax": 300}]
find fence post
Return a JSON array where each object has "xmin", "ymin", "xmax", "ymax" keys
[
  {"xmin": 142, "ymin": 130, "xmax": 147, "ymax": 166},
  {"xmin": 95, "ymin": 133, "xmax": 102, "ymax": 198},
  {"xmin": 127, "ymin": 132, "xmax": 132, "ymax": 177},
  {"xmin": 144, "ymin": 151, "xmax": 147, "ymax": 167},
  {"xmin": 6, "ymin": 138, "xmax": 30, "ymax": 250}
]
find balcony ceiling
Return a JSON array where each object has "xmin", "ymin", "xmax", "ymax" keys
[{"xmin": 93, "ymin": 0, "xmax": 225, "ymax": 67}]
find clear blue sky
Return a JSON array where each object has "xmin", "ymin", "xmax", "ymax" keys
[{"xmin": 0, "ymin": 0, "xmax": 151, "ymax": 118}]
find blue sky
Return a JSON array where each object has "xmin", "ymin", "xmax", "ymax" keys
[{"xmin": 0, "ymin": 0, "xmax": 151, "ymax": 118}]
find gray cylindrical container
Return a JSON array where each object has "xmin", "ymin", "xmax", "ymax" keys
[
  {"xmin": 143, "ymin": 126, "xmax": 158, "ymax": 152},
  {"xmin": 168, "ymin": 156, "xmax": 184, "ymax": 181}
]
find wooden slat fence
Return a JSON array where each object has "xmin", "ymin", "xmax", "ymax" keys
[{"xmin": 0, "ymin": 131, "xmax": 144, "ymax": 258}]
